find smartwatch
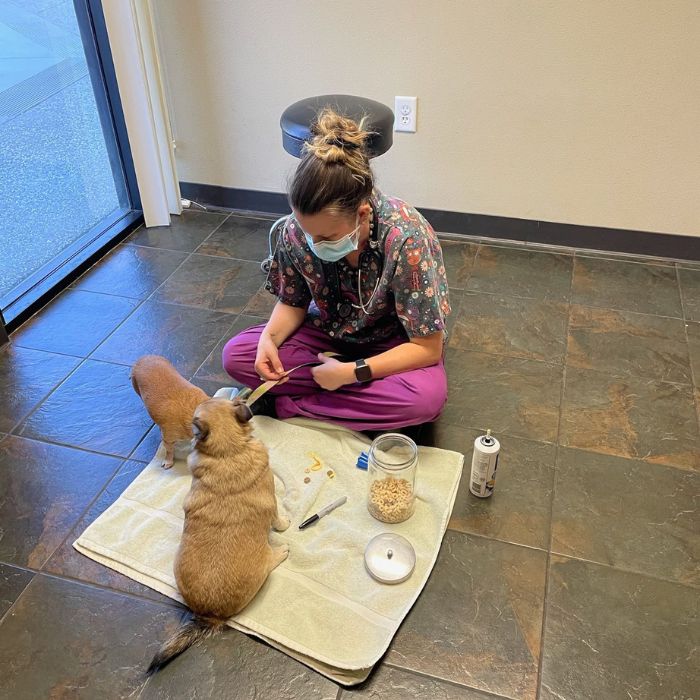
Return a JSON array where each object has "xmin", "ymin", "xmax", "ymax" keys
[{"xmin": 354, "ymin": 358, "xmax": 373, "ymax": 383}]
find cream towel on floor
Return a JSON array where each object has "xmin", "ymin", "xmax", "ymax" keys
[{"xmin": 74, "ymin": 416, "xmax": 463, "ymax": 685}]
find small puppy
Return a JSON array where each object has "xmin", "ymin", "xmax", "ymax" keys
[
  {"xmin": 130, "ymin": 355, "xmax": 209, "ymax": 468},
  {"xmin": 147, "ymin": 398, "xmax": 290, "ymax": 673}
]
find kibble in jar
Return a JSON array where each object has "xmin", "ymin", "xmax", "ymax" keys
[
  {"xmin": 368, "ymin": 476, "xmax": 415, "ymax": 523},
  {"xmin": 366, "ymin": 433, "xmax": 418, "ymax": 524}
]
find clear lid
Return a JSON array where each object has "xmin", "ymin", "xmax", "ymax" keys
[{"xmin": 364, "ymin": 533, "xmax": 416, "ymax": 584}]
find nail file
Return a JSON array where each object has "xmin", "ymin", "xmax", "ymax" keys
[{"xmin": 244, "ymin": 352, "xmax": 347, "ymax": 409}]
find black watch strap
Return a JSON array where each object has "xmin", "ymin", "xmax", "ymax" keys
[{"xmin": 354, "ymin": 358, "xmax": 373, "ymax": 383}]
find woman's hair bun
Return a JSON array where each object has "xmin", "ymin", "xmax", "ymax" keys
[{"xmin": 307, "ymin": 108, "xmax": 370, "ymax": 163}]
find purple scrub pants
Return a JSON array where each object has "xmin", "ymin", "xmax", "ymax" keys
[{"xmin": 222, "ymin": 322, "xmax": 447, "ymax": 431}]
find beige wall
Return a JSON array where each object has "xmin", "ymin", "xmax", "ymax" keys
[{"xmin": 153, "ymin": 0, "xmax": 700, "ymax": 237}]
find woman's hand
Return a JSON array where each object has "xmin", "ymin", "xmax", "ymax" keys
[
  {"xmin": 255, "ymin": 334, "xmax": 286, "ymax": 381},
  {"xmin": 311, "ymin": 354, "xmax": 355, "ymax": 391}
]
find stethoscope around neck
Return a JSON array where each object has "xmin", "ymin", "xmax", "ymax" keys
[{"xmin": 328, "ymin": 206, "xmax": 382, "ymax": 318}]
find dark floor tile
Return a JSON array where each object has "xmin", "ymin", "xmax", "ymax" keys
[
  {"xmin": 43, "ymin": 460, "xmax": 175, "ymax": 605},
  {"xmin": 574, "ymin": 250, "xmax": 676, "ymax": 267},
  {"xmin": 140, "ymin": 626, "xmax": 338, "ymax": 699},
  {"xmin": 129, "ymin": 424, "xmax": 162, "ymax": 463},
  {"xmin": 11, "ymin": 289, "xmax": 138, "ymax": 357},
  {"xmin": 571, "ymin": 257, "xmax": 683, "ymax": 317},
  {"xmin": 344, "ymin": 664, "xmax": 495, "ymax": 698},
  {"xmin": 189, "ymin": 377, "xmax": 227, "ymax": 397},
  {"xmin": 451, "ymin": 292, "xmax": 568, "ymax": 363},
  {"xmin": 192, "ymin": 314, "xmax": 262, "ymax": 387},
  {"xmin": 560, "ymin": 367, "xmax": 700, "ymax": 471},
  {"xmin": 567, "ymin": 304, "xmax": 693, "ymax": 383},
  {"xmin": 678, "ymin": 266, "xmax": 700, "ymax": 321},
  {"xmin": 73, "ymin": 244, "xmax": 188, "ymax": 299},
  {"xmin": 387, "ymin": 531, "xmax": 546, "ymax": 699},
  {"xmin": 91, "ymin": 300, "xmax": 235, "ymax": 377},
  {"xmin": 443, "ymin": 349, "xmax": 563, "ymax": 443},
  {"xmin": 468, "ymin": 246, "xmax": 573, "ymax": 301},
  {"xmin": 195, "ymin": 214, "xmax": 273, "ymax": 262},
  {"xmin": 242, "ymin": 285, "xmax": 277, "ymax": 318},
  {"xmin": 153, "ymin": 254, "xmax": 264, "ymax": 314},
  {"xmin": 687, "ymin": 320, "xmax": 700, "ymax": 384},
  {"xmin": 0, "ymin": 345, "xmax": 80, "ymax": 433},
  {"xmin": 0, "ymin": 435, "xmax": 121, "ymax": 568},
  {"xmin": 17, "ymin": 360, "xmax": 152, "ymax": 457},
  {"xmin": 0, "ymin": 574, "xmax": 182, "ymax": 699},
  {"xmin": 552, "ymin": 448, "xmax": 699, "ymax": 586},
  {"xmin": 439, "ymin": 240, "xmax": 479, "ymax": 289},
  {"xmin": 0, "ymin": 563, "xmax": 34, "ymax": 618},
  {"xmin": 426, "ymin": 424, "xmax": 555, "ymax": 550},
  {"xmin": 128, "ymin": 210, "xmax": 227, "ymax": 251},
  {"xmin": 541, "ymin": 556, "xmax": 699, "ymax": 700}
]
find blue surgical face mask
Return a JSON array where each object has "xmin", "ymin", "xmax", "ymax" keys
[{"xmin": 303, "ymin": 218, "xmax": 361, "ymax": 263}]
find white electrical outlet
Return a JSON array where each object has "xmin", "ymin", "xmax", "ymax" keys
[{"xmin": 394, "ymin": 96, "xmax": 417, "ymax": 132}]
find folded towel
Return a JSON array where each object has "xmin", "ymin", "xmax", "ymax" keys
[{"xmin": 74, "ymin": 416, "xmax": 463, "ymax": 685}]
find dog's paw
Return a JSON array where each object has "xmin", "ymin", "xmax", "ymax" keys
[
  {"xmin": 274, "ymin": 515, "xmax": 291, "ymax": 532},
  {"xmin": 161, "ymin": 460, "xmax": 174, "ymax": 469},
  {"xmin": 279, "ymin": 544, "xmax": 290, "ymax": 560}
]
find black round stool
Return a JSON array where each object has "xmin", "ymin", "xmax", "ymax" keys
[
  {"xmin": 280, "ymin": 94, "xmax": 394, "ymax": 158},
  {"xmin": 262, "ymin": 95, "xmax": 393, "ymax": 273}
]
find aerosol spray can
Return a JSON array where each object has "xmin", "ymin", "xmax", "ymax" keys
[{"xmin": 469, "ymin": 429, "xmax": 500, "ymax": 498}]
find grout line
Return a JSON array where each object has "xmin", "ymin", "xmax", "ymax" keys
[
  {"xmin": 6, "ymin": 355, "xmax": 92, "ymax": 435},
  {"xmin": 573, "ymin": 249, "xmax": 680, "ymax": 267},
  {"xmin": 445, "ymin": 527, "xmax": 548, "ymax": 554},
  {"xmin": 187, "ymin": 312, "xmax": 243, "ymax": 381},
  {"xmin": 190, "ymin": 211, "xmax": 233, "ymax": 254},
  {"xmin": 83, "ymin": 250, "xmax": 201, "ymax": 362},
  {"xmin": 568, "ymin": 299, "xmax": 689, "ymax": 323},
  {"xmin": 23, "ymin": 567, "xmax": 185, "ymax": 611},
  {"xmin": 334, "ymin": 686, "xmax": 343, "ymax": 700},
  {"xmin": 185, "ymin": 249, "xmax": 273, "ymax": 265},
  {"xmin": 38, "ymin": 457, "xmax": 125, "ymax": 571},
  {"xmin": 675, "ymin": 265, "xmax": 700, "ymax": 432},
  {"xmin": 4, "ymin": 430, "xmax": 151, "ymax": 465},
  {"xmin": 0, "ymin": 570, "xmax": 34, "ymax": 629},
  {"xmin": 382, "ymin": 662, "xmax": 517, "ymax": 699},
  {"xmin": 543, "ymin": 551, "xmax": 700, "ymax": 592},
  {"xmin": 534, "ymin": 290, "xmax": 573, "ymax": 700},
  {"xmin": 447, "ymin": 342, "xmax": 695, "ymax": 390}
]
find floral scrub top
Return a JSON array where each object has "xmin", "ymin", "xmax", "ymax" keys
[{"xmin": 265, "ymin": 190, "xmax": 451, "ymax": 347}]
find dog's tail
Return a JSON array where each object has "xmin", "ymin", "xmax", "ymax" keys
[{"xmin": 147, "ymin": 616, "xmax": 223, "ymax": 675}]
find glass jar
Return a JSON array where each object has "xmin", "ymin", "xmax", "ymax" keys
[{"xmin": 366, "ymin": 433, "xmax": 418, "ymax": 524}]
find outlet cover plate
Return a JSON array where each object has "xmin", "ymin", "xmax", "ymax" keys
[{"xmin": 394, "ymin": 96, "xmax": 417, "ymax": 132}]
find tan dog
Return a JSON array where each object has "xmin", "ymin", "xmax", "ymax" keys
[
  {"xmin": 130, "ymin": 355, "xmax": 209, "ymax": 468},
  {"xmin": 147, "ymin": 398, "xmax": 290, "ymax": 673}
]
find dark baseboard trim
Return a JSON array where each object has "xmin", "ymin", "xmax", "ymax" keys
[
  {"xmin": 181, "ymin": 182, "xmax": 290, "ymax": 217},
  {"xmin": 180, "ymin": 182, "xmax": 700, "ymax": 261}
]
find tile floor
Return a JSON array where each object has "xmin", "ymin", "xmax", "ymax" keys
[{"xmin": 1, "ymin": 209, "xmax": 698, "ymax": 699}]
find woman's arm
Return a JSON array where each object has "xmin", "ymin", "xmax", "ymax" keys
[
  {"xmin": 263, "ymin": 300, "xmax": 307, "ymax": 347},
  {"xmin": 256, "ymin": 301, "xmax": 308, "ymax": 380},
  {"xmin": 312, "ymin": 331, "xmax": 443, "ymax": 390}
]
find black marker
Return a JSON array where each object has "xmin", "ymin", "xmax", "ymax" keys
[{"xmin": 298, "ymin": 496, "xmax": 347, "ymax": 530}]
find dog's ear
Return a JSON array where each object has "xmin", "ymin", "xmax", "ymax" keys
[
  {"xmin": 232, "ymin": 400, "xmax": 252, "ymax": 424},
  {"xmin": 192, "ymin": 416, "xmax": 209, "ymax": 442}
]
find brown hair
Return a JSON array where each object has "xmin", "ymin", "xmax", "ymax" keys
[{"xmin": 288, "ymin": 108, "xmax": 374, "ymax": 217}]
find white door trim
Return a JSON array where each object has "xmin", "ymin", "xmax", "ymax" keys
[{"xmin": 101, "ymin": 0, "xmax": 180, "ymax": 227}]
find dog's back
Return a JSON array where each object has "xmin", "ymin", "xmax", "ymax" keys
[
  {"xmin": 148, "ymin": 398, "xmax": 290, "ymax": 673},
  {"xmin": 131, "ymin": 355, "xmax": 208, "ymax": 431},
  {"xmin": 176, "ymin": 400, "xmax": 278, "ymax": 618}
]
